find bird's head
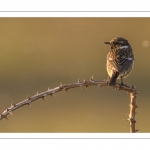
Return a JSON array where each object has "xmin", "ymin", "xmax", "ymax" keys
[{"xmin": 104, "ymin": 37, "xmax": 130, "ymax": 49}]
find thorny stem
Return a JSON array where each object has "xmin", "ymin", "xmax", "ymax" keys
[
  {"xmin": 128, "ymin": 88, "xmax": 138, "ymax": 133},
  {"xmin": 0, "ymin": 77, "xmax": 138, "ymax": 132}
]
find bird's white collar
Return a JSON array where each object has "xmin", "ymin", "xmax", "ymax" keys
[{"xmin": 120, "ymin": 45, "xmax": 128, "ymax": 49}]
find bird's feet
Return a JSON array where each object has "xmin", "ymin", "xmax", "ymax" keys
[{"xmin": 118, "ymin": 82, "xmax": 127, "ymax": 90}]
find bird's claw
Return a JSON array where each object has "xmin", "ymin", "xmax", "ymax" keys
[{"xmin": 117, "ymin": 82, "xmax": 126, "ymax": 90}]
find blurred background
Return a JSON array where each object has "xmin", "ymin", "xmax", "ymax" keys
[{"xmin": 0, "ymin": 18, "xmax": 149, "ymax": 132}]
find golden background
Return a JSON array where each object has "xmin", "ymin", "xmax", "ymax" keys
[{"xmin": 0, "ymin": 18, "xmax": 149, "ymax": 132}]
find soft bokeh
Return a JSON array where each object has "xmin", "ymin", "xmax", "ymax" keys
[{"xmin": 0, "ymin": 18, "xmax": 149, "ymax": 132}]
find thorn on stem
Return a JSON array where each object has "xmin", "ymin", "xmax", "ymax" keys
[
  {"xmin": 126, "ymin": 118, "xmax": 130, "ymax": 122},
  {"xmin": 42, "ymin": 96, "xmax": 45, "ymax": 100},
  {"xmin": 4, "ymin": 116, "xmax": 8, "ymax": 120},
  {"xmin": 59, "ymin": 82, "xmax": 63, "ymax": 89},
  {"xmin": 90, "ymin": 75, "xmax": 94, "ymax": 81},
  {"xmin": 27, "ymin": 96, "xmax": 31, "ymax": 100},
  {"xmin": 92, "ymin": 75, "xmax": 94, "ymax": 80},
  {"xmin": 42, "ymin": 94, "xmax": 47, "ymax": 100},
  {"xmin": 98, "ymin": 84, "xmax": 102, "ymax": 89},
  {"xmin": 85, "ymin": 85, "xmax": 88, "ymax": 90},
  {"xmin": 27, "ymin": 102, "xmax": 31, "ymax": 107},
  {"xmin": 2, "ymin": 114, "xmax": 8, "ymax": 120},
  {"xmin": 3, "ymin": 108, "xmax": 7, "ymax": 113},
  {"xmin": 6, "ymin": 108, "xmax": 10, "ymax": 112},
  {"xmin": 135, "ymin": 129, "xmax": 140, "ymax": 132},
  {"xmin": 83, "ymin": 79, "xmax": 86, "ymax": 84},
  {"xmin": 64, "ymin": 88, "xmax": 68, "ymax": 93},
  {"xmin": 130, "ymin": 85, "xmax": 135, "ymax": 89},
  {"xmin": 135, "ymin": 105, "xmax": 139, "ymax": 108},
  {"xmin": 78, "ymin": 78, "xmax": 80, "ymax": 83},
  {"xmin": 11, "ymin": 101, "xmax": 16, "ymax": 107},
  {"xmin": 9, "ymin": 112, "xmax": 13, "ymax": 115}
]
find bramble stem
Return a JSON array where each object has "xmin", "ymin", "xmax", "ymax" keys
[
  {"xmin": 0, "ymin": 77, "xmax": 138, "ymax": 132},
  {"xmin": 128, "ymin": 89, "xmax": 138, "ymax": 133}
]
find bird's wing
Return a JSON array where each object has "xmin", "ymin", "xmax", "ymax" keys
[{"xmin": 107, "ymin": 47, "xmax": 134, "ymax": 72}]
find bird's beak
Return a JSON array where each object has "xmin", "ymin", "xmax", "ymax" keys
[{"xmin": 104, "ymin": 42, "xmax": 110, "ymax": 44}]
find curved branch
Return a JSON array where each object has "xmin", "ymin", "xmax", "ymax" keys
[{"xmin": 0, "ymin": 77, "xmax": 138, "ymax": 132}]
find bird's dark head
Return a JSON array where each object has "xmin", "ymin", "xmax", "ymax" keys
[{"xmin": 104, "ymin": 37, "xmax": 130, "ymax": 49}]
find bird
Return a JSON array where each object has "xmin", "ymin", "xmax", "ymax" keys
[{"xmin": 104, "ymin": 37, "xmax": 134, "ymax": 86}]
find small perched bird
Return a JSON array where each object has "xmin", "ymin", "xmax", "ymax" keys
[{"xmin": 104, "ymin": 37, "xmax": 134, "ymax": 86}]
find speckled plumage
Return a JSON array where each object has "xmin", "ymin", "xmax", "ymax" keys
[{"xmin": 105, "ymin": 37, "xmax": 134, "ymax": 86}]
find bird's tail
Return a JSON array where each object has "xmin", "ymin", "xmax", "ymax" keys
[{"xmin": 108, "ymin": 72, "xmax": 119, "ymax": 86}]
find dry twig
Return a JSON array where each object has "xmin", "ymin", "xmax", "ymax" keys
[{"xmin": 0, "ymin": 76, "xmax": 138, "ymax": 132}]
